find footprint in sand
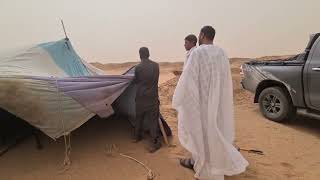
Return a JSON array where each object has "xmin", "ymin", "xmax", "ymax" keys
[
  {"xmin": 257, "ymin": 162, "xmax": 272, "ymax": 167},
  {"xmin": 280, "ymin": 162, "xmax": 294, "ymax": 169}
]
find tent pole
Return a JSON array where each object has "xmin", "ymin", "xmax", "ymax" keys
[
  {"xmin": 60, "ymin": 19, "xmax": 70, "ymax": 50},
  {"xmin": 61, "ymin": 19, "xmax": 68, "ymax": 40}
]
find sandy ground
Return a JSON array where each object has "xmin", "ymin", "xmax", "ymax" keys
[{"xmin": 1, "ymin": 59, "xmax": 320, "ymax": 180}]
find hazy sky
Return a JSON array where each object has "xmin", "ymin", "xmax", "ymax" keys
[{"xmin": 1, "ymin": 0, "xmax": 320, "ymax": 63}]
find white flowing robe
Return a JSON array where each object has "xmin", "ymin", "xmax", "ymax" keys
[
  {"xmin": 172, "ymin": 44, "xmax": 249, "ymax": 180},
  {"xmin": 183, "ymin": 46, "xmax": 196, "ymax": 70}
]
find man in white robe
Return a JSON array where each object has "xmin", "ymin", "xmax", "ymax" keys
[
  {"xmin": 183, "ymin": 34, "xmax": 197, "ymax": 70},
  {"xmin": 172, "ymin": 26, "xmax": 249, "ymax": 180}
]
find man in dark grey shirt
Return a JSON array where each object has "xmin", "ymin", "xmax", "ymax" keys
[{"xmin": 134, "ymin": 47, "xmax": 161, "ymax": 153}]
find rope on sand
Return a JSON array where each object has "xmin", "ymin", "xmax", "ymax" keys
[
  {"xmin": 119, "ymin": 153, "xmax": 155, "ymax": 180},
  {"xmin": 57, "ymin": 133, "xmax": 72, "ymax": 174},
  {"xmin": 105, "ymin": 144, "xmax": 155, "ymax": 180},
  {"xmin": 55, "ymin": 79, "xmax": 72, "ymax": 173}
]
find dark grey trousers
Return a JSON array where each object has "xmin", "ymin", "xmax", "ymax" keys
[{"xmin": 134, "ymin": 104, "xmax": 160, "ymax": 142}]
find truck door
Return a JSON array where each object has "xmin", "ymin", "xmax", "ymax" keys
[{"xmin": 304, "ymin": 37, "xmax": 320, "ymax": 111}]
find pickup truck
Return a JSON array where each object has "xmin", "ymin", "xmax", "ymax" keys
[{"xmin": 241, "ymin": 33, "xmax": 320, "ymax": 122}]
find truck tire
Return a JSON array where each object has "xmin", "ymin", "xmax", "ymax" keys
[{"xmin": 258, "ymin": 87, "xmax": 295, "ymax": 122}]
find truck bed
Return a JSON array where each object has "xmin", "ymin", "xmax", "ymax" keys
[
  {"xmin": 241, "ymin": 60, "xmax": 305, "ymax": 107},
  {"xmin": 247, "ymin": 60, "xmax": 304, "ymax": 66},
  {"xmin": 246, "ymin": 54, "xmax": 306, "ymax": 66}
]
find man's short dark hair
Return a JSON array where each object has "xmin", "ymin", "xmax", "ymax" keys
[
  {"xmin": 185, "ymin": 34, "xmax": 197, "ymax": 45},
  {"xmin": 201, "ymin": 26, "xmax": 216, "ymax": 41},
  {"xmin": 139, "ymin": 47, "xmax": 150, "ymax": 59}
]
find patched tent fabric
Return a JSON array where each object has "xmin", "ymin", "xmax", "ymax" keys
[{"xmin": 0, "ymin": 38, "xmax": 134, "ymax": 139}]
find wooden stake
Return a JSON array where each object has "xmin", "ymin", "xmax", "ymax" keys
[{"xmin": 158, "ymin": 118, "xmax": 169, "ymax": 146}]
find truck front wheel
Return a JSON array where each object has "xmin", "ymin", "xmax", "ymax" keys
[{"xmin": 258, "ymin": 87, "xmax": 295, "ymax": 122}]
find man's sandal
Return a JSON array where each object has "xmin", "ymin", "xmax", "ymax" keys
[{"xmin": 179, "ymin": 158, "xmax": 194, "ymax": 170}]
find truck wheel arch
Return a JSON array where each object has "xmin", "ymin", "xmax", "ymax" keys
[{"xmin": 254, "ymin": 80, "xmax": 293, "ymax": 104}]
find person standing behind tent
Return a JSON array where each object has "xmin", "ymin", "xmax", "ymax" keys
[
  {"xmin": 133, "ymin": 47, "xmax": 162, "ymax": 153},
  {"xmin": 172, "ymin": 26, "xmax": 248, "ymax": 179},
  {"xmin": 183, "ymin": 34, "xmax": 197, "ymax": 70}
]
